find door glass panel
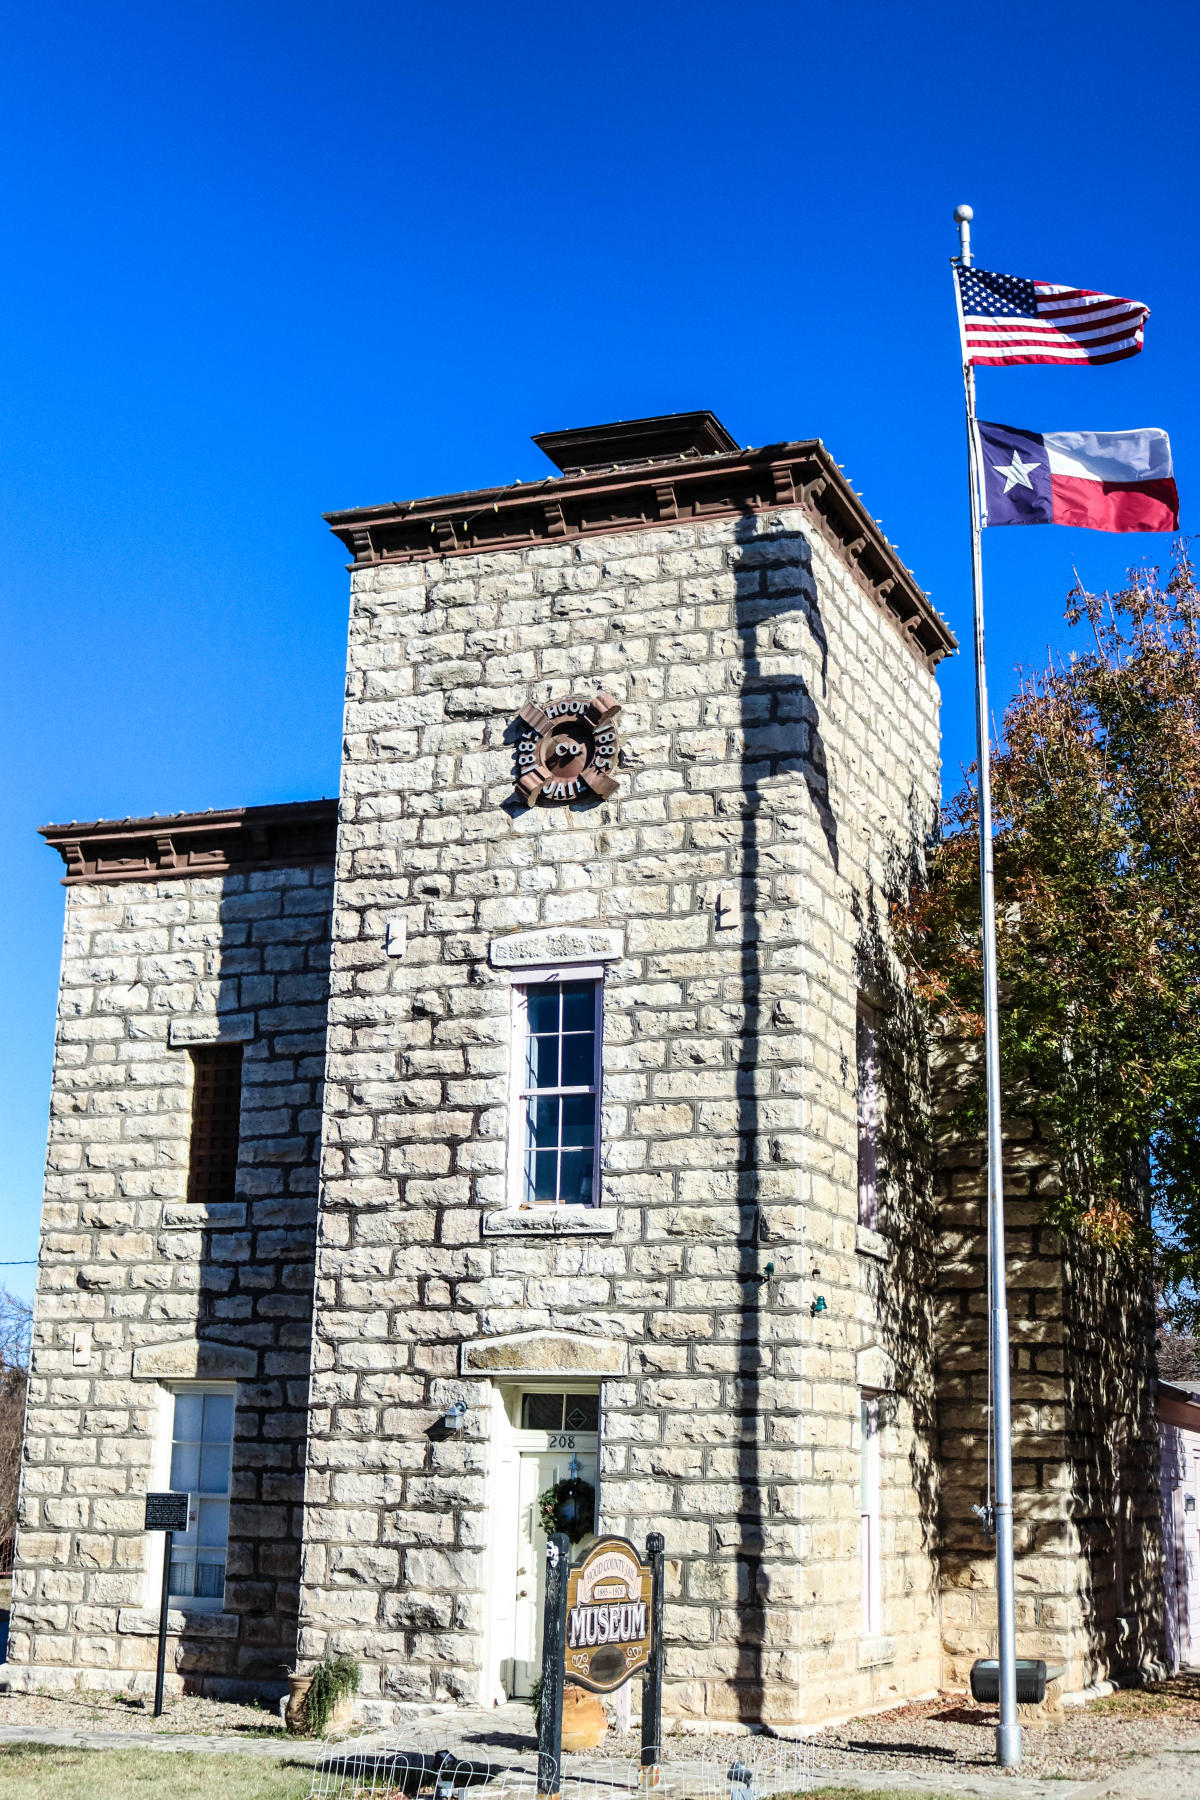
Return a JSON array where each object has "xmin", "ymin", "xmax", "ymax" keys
[
  {"xmin": 521, "ymin": 1393, "xmax": 564, "ymax": 1430},
  {"xmin": 564, "ymin": 1394, "xmax": 599, "ymax": 1431}
]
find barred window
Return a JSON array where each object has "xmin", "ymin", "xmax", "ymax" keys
[{"xmin": 187, "ymin": 1044, "xmax": 243, "ymax": 1204}]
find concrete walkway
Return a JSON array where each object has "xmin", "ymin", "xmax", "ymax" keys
[{"xmin": 0, "ymin": 1723, "xmax": 323, "ymax": 1759}]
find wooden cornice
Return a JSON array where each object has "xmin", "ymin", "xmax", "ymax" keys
[
  {"xmin": 325, "ymin": 440, "xmax": 957, "ymax": 666},
  {"xmin": 40, "ymin": 798, "xmax": 338, "ymax": 886}
]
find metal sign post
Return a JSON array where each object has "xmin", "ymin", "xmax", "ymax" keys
[
  {"xmin": 639, "ymin": 1533, "xmax": 665, "ymax": 1790},
  {"xmin": 537, "ymin": 1532, "xmax": 570, "ymax": 1800},
  {"xmin": 144, "ymin": 1491, "xmax": 188, "ymax": 1719}
]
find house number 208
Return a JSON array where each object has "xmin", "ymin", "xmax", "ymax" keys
[{"xmin": 549, "ymin": 1434, "xmax": 577, "ymax": 1449}]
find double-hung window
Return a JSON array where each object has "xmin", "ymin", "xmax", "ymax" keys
[
  {"xmin": 167, "ymin": 1388, "xmax": 235, "ymax": 1606},
  {"xmin": 512, "ymin": 978, "xmax": 601, "ymax": 1207}
]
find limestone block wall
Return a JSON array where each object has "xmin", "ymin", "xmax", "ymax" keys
[
  {"xmin": 933, "ymin": 1067, "xmax": 1163, "ymax": 1694},
  {"xmin": 7, "ymin": 863, "xmax": 333, "ymax": 1698},
  {"xmin": 299, "ymin": 505, "xmax": 944, "ymax": 1725}
]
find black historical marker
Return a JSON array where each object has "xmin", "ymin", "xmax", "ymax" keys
[
  {"xmin": 144, "ymin": 1491, "xmax": 188, "ymax": 1715},
  {"xmin": 144, "ymin": 1492, "xmax": 189, "ymax": 1532}
]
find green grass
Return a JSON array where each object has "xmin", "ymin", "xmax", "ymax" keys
[
  {"xmin": 0, "ymin": 1751, "xmax": 969, "ymax": 1800},
  {"xmin": 0, "ymin": 1746, "xmax": 315, "ymax": 1800}
]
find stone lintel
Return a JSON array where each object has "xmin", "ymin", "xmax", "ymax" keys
[
  {"xmin": 168, "ymin": 1016, "xmax": 256, "ymax": 1047},
  {"xmin": 460, "ymin": 1328, "xmax": 626, "ymax": 1378},
  {"xmin": 489, "ymin": 927, "xmax": 623, "ymax": 970},
  {"xmin": 159, "ymin": 1202, "xmax": 248, "ymax": 1230},
  {"xmin": 131, "ymin": 1339, "xmax": 258, "ymax": 1381}
]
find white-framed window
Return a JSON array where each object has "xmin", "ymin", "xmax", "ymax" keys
[
  {"xmin": 860, "ymin": 1393, "xmax": 882, "ymax": 1636},
  {"xmin": 856, "ymin": 1003, "xmax": 880, "ymax": 1229},
  {"xmin": 166, "ymin": 1386, "xmax": 235, "ymax": 1608},
  {"xmin": 508, "ymin": 974, "xmax": 602, "ymax": 1207}
]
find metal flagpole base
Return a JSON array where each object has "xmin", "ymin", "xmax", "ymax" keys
[{"xmin": 996, "ymin": 1723, "xmax": 1023, "ymax": 1767}]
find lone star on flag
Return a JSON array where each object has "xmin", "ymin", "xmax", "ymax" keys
[{"xmin": 993, "ymin": 448, "xmax": 1042, "ymax": 493}]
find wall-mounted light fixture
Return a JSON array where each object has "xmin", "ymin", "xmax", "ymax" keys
[
  {"xmin": 810, "ymin": 1295, "xmax": 827, "ymax": 1317},
  {"xmin": 443, "ymin": 1399, "xmax": 468, "ymax": 1432}
]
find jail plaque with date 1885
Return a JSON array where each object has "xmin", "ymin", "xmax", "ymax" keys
[{"xmin": 514, "ymin": 693, "xmax": 621, "ymax": 805}]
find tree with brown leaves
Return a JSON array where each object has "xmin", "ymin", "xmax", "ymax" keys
[
  {"xmin": 0, "ymin": 1287, "xmax": 31, "ymax": 1560},
  {"xmin": 896, "ymin": 548, "xmax": 1200, "ymax": 1327}
]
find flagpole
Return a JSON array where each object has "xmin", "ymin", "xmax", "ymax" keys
[{"xmin": 953, "ymin": 202, "xmax": 1021, "ymax": 1771}]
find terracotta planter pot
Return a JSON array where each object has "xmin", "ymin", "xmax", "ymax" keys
[
  {"xmin": 561, "ymin": 1684, "xmax": 607, "ymax": 1751},
  {"xmin": 286, "ymin": 1674, "xmax": 356, "ymax": 1737},
  {"xmin": 285, "ymin": 1674, "xmax": 313, "ymax": 1736},
  {"xmin": 327, "ymin": 1693, "xmax": 356, "ymax": 1733}
]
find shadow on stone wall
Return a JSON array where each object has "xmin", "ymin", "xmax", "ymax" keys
[
  {"xmin": 1062, "ymin": 1225, "xmax": 1165, "ymax": 1683},
  {"xmin": 855, "ymin": 814, "xmax": 943, "ymax": 1570},
  {"xmin": 177, "ymin": 877, "xmax": 330, "ymax": 1695},
  {"xmin": 929, "ymin": 1028, "xmax": 1166, "ymax": 1687},
  {"xmin": 729, "ymin": 512, "xmax": 837, "ymax": 1723}
]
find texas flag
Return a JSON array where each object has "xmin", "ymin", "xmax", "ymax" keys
[{"xmin": 977, "ymin": 420, "xmax": 1179, "ymax": 533}]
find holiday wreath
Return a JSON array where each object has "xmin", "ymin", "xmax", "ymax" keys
[{"xmin": 537, "ymin": 1476, "xmax": 595, "ymax": 1544}]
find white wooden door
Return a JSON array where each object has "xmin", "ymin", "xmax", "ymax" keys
[{"xmin": 511, "ymin": 1441, "xmax": 597, "ymax": 1698}]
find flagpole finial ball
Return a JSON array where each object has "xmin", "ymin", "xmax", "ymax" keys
[{"xmin": 954, "ymin": 204, "xmax": 974, "ymax": 223}]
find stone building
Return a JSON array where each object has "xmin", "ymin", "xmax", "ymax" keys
[{"xmin": 4, "ymin": 412, "xmax": 1164, "ymax": 1724}]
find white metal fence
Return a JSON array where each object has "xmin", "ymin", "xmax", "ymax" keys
[{"xmin": 308, "ymin": 1733, "xmax": 818, "ymax": 1800}]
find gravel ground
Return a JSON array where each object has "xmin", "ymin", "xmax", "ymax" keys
[
  {"xmin": 648, "ymin": 1677, "xmax": 1200, "ymax": 1784},
  {"xmin": 2, "ymin": 1677, "xmax": 1200, "ymax": 1787},
  {"xmin": 0, "ymin": 1688, "xmax": 287, "ymax": 1738}
]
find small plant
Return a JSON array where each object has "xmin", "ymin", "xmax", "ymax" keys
[
  {"xmin": 305, "ymin": 1650, "xmax": 361, "ymax": 1736},
  {"xmin": 530, "ymin": 1673, "xmax": 543, "ymax": 1729}
]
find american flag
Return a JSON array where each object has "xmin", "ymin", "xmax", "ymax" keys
[{"xmin": 955, "ymin": 266, "xmax": 1149, "ymax": 366}]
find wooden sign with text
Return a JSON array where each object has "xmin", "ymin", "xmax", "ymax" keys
[{"xmin": 563, "ymin": 1536, "xmax": 653, "ymax": 1693}]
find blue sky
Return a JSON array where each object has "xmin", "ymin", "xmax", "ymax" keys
[{"xmin": 2, "ymin": 0, "xmax": 1196, "ymax": 1295}]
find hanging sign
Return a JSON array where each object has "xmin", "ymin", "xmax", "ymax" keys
[{"xmin": 563, "ymin": 1535, "xmax": 653, "ymax": 1693}]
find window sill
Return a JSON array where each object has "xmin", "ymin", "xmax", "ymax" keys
[
  {"xmin": 855, "ymin": 1224, "xmax": 892, "ymax": 1262},
  {"xmin": 118, "ymin": 1607, "xmax": 237, "ymax": 1638},
  {"xmin": 483, "ymin": 1207, "xmax": 618, "ymax": 1238},
  {"xmin": 858, "ymin": 1634, "xmax": 897, "ymax": 1668}
]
